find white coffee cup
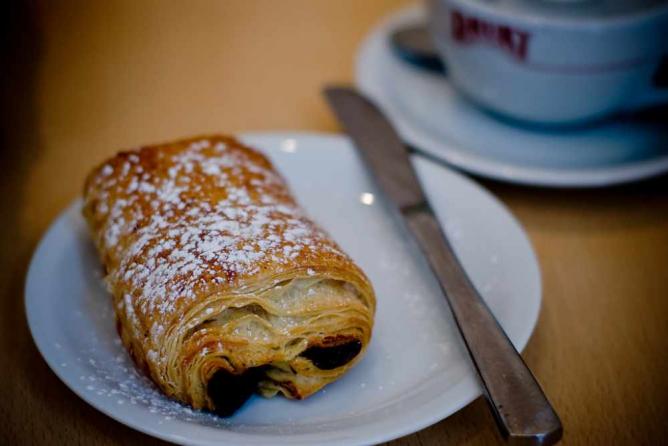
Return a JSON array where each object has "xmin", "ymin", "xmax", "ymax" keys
[{"xmin": 427, "ymin": 0, "xmax": 668, "ymax": 125}]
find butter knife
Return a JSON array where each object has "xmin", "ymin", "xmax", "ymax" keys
[{"xmin": 324, "ymin": 87, "xmax": 562, "ymax": 445}]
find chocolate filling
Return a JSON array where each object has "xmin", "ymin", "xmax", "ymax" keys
[
  {"xmin": 207, "ymin": 367, "xmax": 264, "ymax": 417},
  {"xmin": 301, "ymin": 340, "xmax": 362, "ymax": 370},
  {"xmin": 207, "ymin": 341, "xmax": 362, "ymax": 415}
]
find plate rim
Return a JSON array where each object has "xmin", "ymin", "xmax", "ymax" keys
[
  {"xmin": 355, "ymin": 4, "xmax": 668, "ymax": 188},
  {"xmin": 25, "ymin": 130, "xmax": 541, "ymax": 445}
]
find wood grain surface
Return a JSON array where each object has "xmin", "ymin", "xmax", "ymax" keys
[{"xmin": 2, "ymin": 1, "xmax": 667, "ymax": 444}]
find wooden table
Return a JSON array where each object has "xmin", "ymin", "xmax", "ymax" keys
[{"xmin": 2, "ymin": 1, "xmax": 667, "ymax": 444}]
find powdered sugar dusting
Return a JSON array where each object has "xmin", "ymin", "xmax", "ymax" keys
[
  {"xmin": 78, "ymin": 344, "xmax": 229, "ymax": 428},
  {"xmin": 84, "ymin": 136, "xmax": 351, "ymax": 367}
]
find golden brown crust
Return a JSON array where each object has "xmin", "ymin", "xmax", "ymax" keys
[{"xmin": 82, "ymin": 135, "xmax": 375, "ymax": 414}]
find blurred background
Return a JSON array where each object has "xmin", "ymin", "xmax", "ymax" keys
[{"xmin": 2, "ymin": 1, "xmax": 668, "ymax": 445}]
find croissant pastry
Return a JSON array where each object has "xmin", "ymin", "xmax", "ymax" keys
[{"xmin": 82, "ymin": 135, "xmax": 375, "ymax": 416}]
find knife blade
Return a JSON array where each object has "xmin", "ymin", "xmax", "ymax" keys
[{"xmin": 324, "ymin": 86, "xmax": 562, "ymax": 445}]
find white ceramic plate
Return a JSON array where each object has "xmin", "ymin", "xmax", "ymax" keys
[
  {"xmin": 26, "ymin": 132, "xmax": 541, "ymax": 445},
  {"xmin": 356, "ymin": 5, "xmax": 668, "ymax": 188}
]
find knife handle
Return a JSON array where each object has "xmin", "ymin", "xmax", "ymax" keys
[{"xmin": 405, "ymin": 208, "xmax": 562, "ymax": 445}]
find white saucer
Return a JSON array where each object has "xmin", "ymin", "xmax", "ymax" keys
[
  {"xmin": 356, "ymin": 5, "xmax": 668, "ymax": 188},
  {"xmin": 26, "ymin": 132, "xmax": 541, "ymax": 445}
]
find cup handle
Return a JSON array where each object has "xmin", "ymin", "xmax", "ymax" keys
[{"xmin": 623, "ymin": 55, "xmax": 668, "ymax": 111}]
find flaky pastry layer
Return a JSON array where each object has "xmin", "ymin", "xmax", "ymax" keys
[{"xmin": 82, "ymin": 135, "xmax": 375, "ymax": 415}]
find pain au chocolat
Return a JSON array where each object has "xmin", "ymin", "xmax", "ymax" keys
[{"xmin": 82, "ymin": 135, "xmax": 375, "ymax": 416}]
